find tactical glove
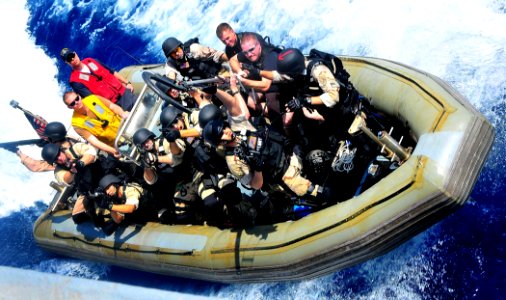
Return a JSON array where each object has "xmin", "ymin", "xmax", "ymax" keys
[
  {"xmin": 286, "ymin": 96, "xmax": 311, "ymax": 111},
  {"xmin": 141, "ymin": 152, "xmax": 158, "ymax": 168},
  {"xmin": 74, "ymin": 159, "xmax": 86, "ymax": 172},
  {"xmin": 96, "ymin": 197, "xmax": 114, "ymax": 211},
  {"xmin": 164, "ymin": 129, "xmax": 181, "ymax": 142},
  {"xmin": 250, "ymin": 155, "xmax": 265, "ymax": 172},
  {"xmin": 242, "ymin": 64, "xmax": 261, "ymax": 80}
]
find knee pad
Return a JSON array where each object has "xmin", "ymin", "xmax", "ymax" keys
[
  {"xmin": 220, "ymin": 183, "xmax": 242, "ymax": 205},
  {"xmin": 72, "ymin": 211, "xmax": 89, "ymax": 224},
  {"xmin": 203, "ymin": 194, "xmax": 220, "ymax": 209}
]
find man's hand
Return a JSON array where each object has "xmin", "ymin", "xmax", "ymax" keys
[
  {"xmin": 126, "ymin": 82, "xmax": 134, "ymax": 92},
  {"xmin": 286, "ymin": 96, "xmax": 311, "ymax": 112},
  {"xmin": 141, "ymin": 152, "xmax": 158, "ymax": 168},
  {"xmin": 164, "ymin": 130, "xmax": 181, "ymax": 142},
  {"xmin": 96, "ymin": 197, "xmax": 114, "ymax": 210},
  {"xmin": 242, "ymin": 64, "xmax": 261, "ymax": 80},
  {"xmin": 249, "ymin": 154, "xmax": 265, "ymax": 172},
  {"xmin": 74, "ymin": 159, "xmax": 86, "ymax": 172},
  {"xmin": 302, "ymin": 107, "xmax": 325, "ymax": 121}
]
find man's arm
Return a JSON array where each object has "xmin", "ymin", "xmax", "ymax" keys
[
  {"xmin": 111, "ymin": 203, "xmax": 136, "ymax": 214},
  {"xmin": 70, "ymin": 82, "xmax": 93, "ymax": 98},
  {"xmin": 190, "ymin": 43, "xmax": 228, "ymax": 63},
  {"xmin": 164, "ymin": 62, "xmax": 180, "ymax": 80},
  {"xmin": 229, "ymin": 54, "xmax": 242, "ymax": 73},
  {"xmin": 312, "ymin": 64, "xmax": 340, "ymax": 107},
  {"xmin": 215, "ymin": 75, "xmax": 250, "ymax": 119},
  {"xmin": 96, "ymin": 59, "xmax": 133, "ymax": 92},
  {"xmin": 113, "ymin": 71, "xmax": 134, "ymax": 92},
  {"xmin": 97, "ymin": 95, "xmax": 128, "ymax": 118},
  {"xmin": 158, "ymin": 138, "xmax": 185, "ymax": 167},
  {"xmin": 73, "ymin": 127, "xmax": 119, "ymax": 157},
  {"xmin": 54, "ymin": 167, "xmax": 75, "ymax": 185},
  {"xmin": 17, "ymin": 150, "xmax": 55, "ymax": 172},
  {"xmin": 238, "ymin": 76, "xmax": 272, "ymax": 92},
  {"xmin": 249, "ymin": 170, "xmax": 263, "ymax": 190}
]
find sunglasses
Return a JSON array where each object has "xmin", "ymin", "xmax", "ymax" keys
[
  {"xmin": 243, "ymin": 43, "xmax": 258, "ymax": 55},
  {"xmin": 67, "ymin": 95, "xmax": 80, "ymax": 108},
  {"xmin": 65, "ymin": 52, "xmax": 76, "ymax": 63}
]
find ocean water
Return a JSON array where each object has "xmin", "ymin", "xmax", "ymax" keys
[{"xmin": 0, "ymin": 0, "xmax": 504, "ymax": 298}]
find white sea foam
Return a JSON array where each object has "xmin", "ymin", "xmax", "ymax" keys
[
  {"xmin": 0, "ymin": 0, "xmax": 67, "ymax": 217},
  {"xmin": 0, "ymin": 0, "xmax": 70, "ymax": 141}
]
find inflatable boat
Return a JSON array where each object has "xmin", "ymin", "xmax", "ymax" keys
[{"xmin": 33, "ymin": 56, "xmax": 494, "ymax": 283}]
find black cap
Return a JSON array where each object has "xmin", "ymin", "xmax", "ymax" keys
[{"xmin": 60, "ymin": 48, "xmax": 75, "ymax": 61}]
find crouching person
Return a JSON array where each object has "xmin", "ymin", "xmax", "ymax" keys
[
  {"xmin": 41, "ymin": 142, "xmax": 103, "ymax": 224},
  {"xmin": 95, "ymin": 174, "xmax": 156, "ymax": 235}
]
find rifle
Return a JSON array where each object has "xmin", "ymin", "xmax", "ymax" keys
[{"xmin": 0, "ymin": 139, "xmax": 45, "ymax": 153}]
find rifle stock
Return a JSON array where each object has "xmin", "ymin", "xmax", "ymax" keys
[{"xmin": 0, "ymin": 139, "xmax": 45, "ymax": 153}]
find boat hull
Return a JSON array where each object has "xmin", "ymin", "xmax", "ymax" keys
[{"xmin": 34, "ymin": 56, "xmax": 494, "ymax": 283}]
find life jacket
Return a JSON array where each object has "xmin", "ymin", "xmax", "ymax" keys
[
  {"xmin": 70, "ymin": 58, "xmax": 125, "ymax": 103},
  {"xmin": 167, "ymin": 38, "xmax": 222, "ymax": 80},
  {"xmin": 71, "ymin": 95, "xmax": 122, "ymax": 146}
]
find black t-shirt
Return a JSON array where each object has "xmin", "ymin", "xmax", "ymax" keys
[{"xmin": 239, "ymin": 47, "xmax": 280, "ymax": 93}]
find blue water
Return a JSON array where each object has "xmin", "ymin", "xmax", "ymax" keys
[{"xmin": 0, "ymin": 0, "xmax": 504, "ymax": 298}]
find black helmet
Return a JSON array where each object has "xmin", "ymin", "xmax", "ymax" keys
[
  {"xmin": 305, "ymin": 149, "xmax": 331, "ymax": 182},
  {"xmin": 132, "ymin": 128, "xmax": 155, "ymax": 147},
  {"xmin": 160, "ymin": 106, "xmax": 182, "ymax": 130},
  {"xmin": 44, "ymin": 122, "xmax": 67, "ymax": 143},
  {"xmin": 202, "ymin": 119, "xmax": 225, "ymax": 147},
  {"xmin": 162, "ymin": 37, "xmax": 182, "ymax": 58},
  {"xmin": 41, "ymin": 143, "xmax": 60, "ymax": 164},
  {"xmin": 99, "ymin": 174, "xmax": 122, "ymax": 191},
  {"xmin": 198, "ymin": 104, "xmax": 221, "ymax": 128},
  {"xmin": 277, "ymin": 48, "xmax": 305, "ymax": 76}
]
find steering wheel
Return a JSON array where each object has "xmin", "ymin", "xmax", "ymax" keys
[{"xmin": 141, "ymin": 71, "xmax": 191, "ymax": 113}]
